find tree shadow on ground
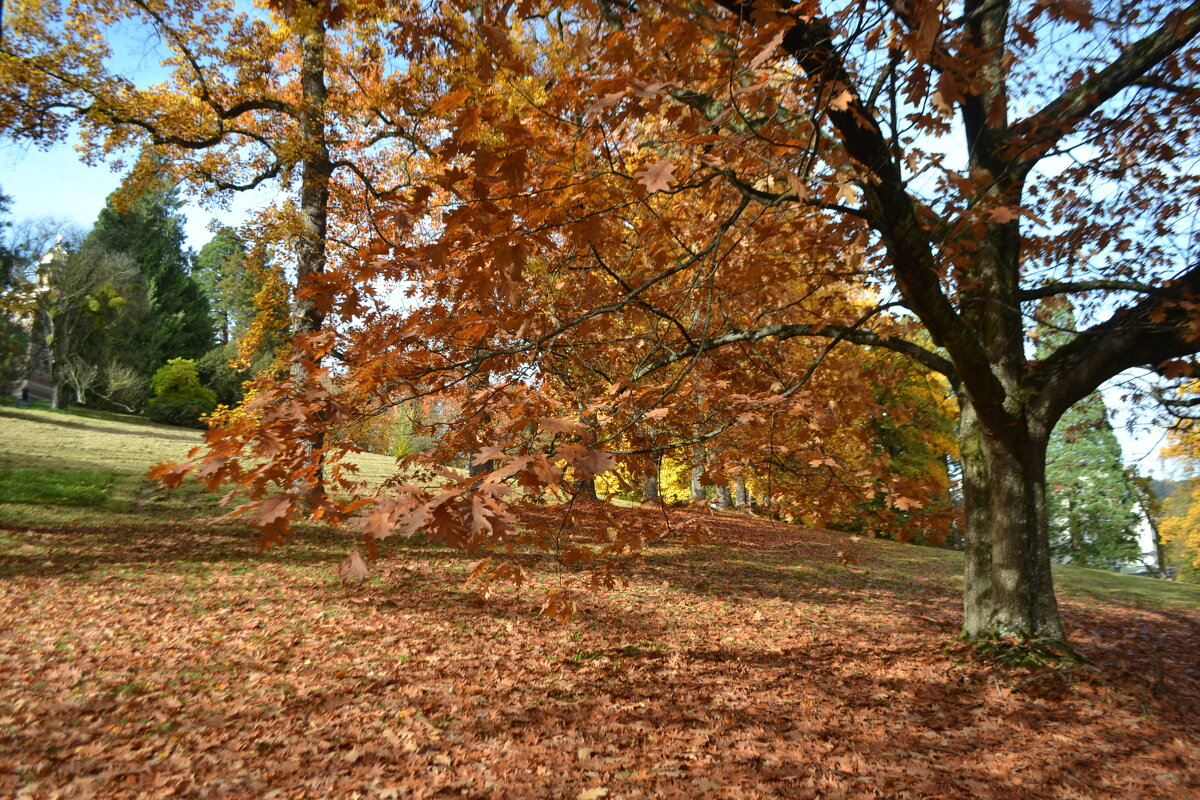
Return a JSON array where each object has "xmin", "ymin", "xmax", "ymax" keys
[{"xmin": 0, "ymin": 407, "xmax": 199, "ymax": 442}]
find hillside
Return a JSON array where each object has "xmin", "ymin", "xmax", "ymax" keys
[{"xmin": 1, "ymin": 405, "xmax": 1198, "ymax": 798}]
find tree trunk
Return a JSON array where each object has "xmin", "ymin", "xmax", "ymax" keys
[
  {"xmin": 576, "ymin": 477, "xmax": 598, "ymax": 501},
  {"xmin": 294, "ymin": 15, "xmax": 329, "ymax": 343},
  {"xmin": 46, "ymin": 314, "xmax": 66, "ymax": 411},
  {"xmin": 643, "ymin": 472, "xmax": 659, "ymax": 502},
  {"xmin": 293, "ymin": 11, "xmax": 330, "ymax": 500},
  {"xmin": 715, "ymin": 485, "xmax": 732, "ymax": 509},
  {"xmin": 1146, "ymin": 513, "xmax": 1168, "ymax": 578},
  {"xmin": 734, "ymin": 478, "xmax": 749, "ymax": 509},
  {"xmin": 959, "ymin": 399, "xmax": 991, "ymax": 636},
  {"xmin": 1066, "ymin": 499, "xmax": 1083, "ymax": 565},
  {"xmin": 689, "ymin": 462, "xmax": 705, "ymax": 502},
  {"xmin": 960, "ymin": 400, "xmax": 1067, "ymax": 644}
]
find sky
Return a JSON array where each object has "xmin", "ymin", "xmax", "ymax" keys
[
  {"xmin": 0, "ymin": 139, "xmax": 246, "ymax": 248},
  {"xmin": 0, "ymin": 10, "xmax": 269, "ymax": 249}
]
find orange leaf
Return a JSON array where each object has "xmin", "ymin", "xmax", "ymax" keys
[
  {"xmin": 828, "ymin": 88, "xmax": 856, "ymax": 111},
  {"xmin": 255, "ymin": 494, "xmax": 292, "ymax": 526},
  {"xmin": 148, "ymin": 461, "xmax": 192, "ymax": 489},
  {"xmin": 987, "ymin": 206, "xmax": 1021, "ymax": 223},
  {"xmin": 539, "ymin": 417, "xmax": 588, "ymax": 436}
]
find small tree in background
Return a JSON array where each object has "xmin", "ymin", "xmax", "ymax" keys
[
  {"xmin": 96, "ymin": 361, "xmax": 149, "ymax": 413},
  {"xmin": 85, "ymin": 164, "xmax": 214, "ymax": 379},
  {"xmin": 145, "ymin": 358, "xmax": 217, "ymax": 428},
  {"xmin": 60, "ymin": 356, "xmax": 100, "ymax": 406},
  {"xmin": 33, "ymin": 240, "xmax": 140, "ymax": 410},
  {"xmin": 196, "ymin": 342, "xmax": 253, "ymax": 408},
  {"xmin": 194, "ymin": 227, "xmax": 255, "ymax": 347}
]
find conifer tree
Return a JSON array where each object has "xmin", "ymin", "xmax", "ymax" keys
[
  {"xmin": 1039, "ymin": 301, "xmax": 1142, "ymax": 568},
  {"xmin": 85, "ymin": 169, "xmax": 214, "ymax": 377},
  {"xmin": 1045, "ymin": 397, "xmax": 1142, "ymax": 567},
  {"xmin": 194, "ymin": 227, "xmax": 253, "ymax": 346}
]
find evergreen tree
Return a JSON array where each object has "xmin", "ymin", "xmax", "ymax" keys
[
  {"xmin": 85, "ymin": 167, "xmax": 213, "ymax": 377},
  {"xmin": 0, "ymin": 188, "xmax": 28, "ymax": 394},
  {"xmin": 1038, "ymin": 300, "xmax": 1143, "ymax": 568},
  {"xmin": 193, "ymin": 227, "xmax": 254, "ymax": 346},
  {"xmin": 1045, "ymin": 396, "xmax": 1142, "ymax": 567}
]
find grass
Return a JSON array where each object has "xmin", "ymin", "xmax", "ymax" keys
[
  {"xmin": 0, "ymin": 403, "xmax": 402, "ymax": 487},
  {"xmin": 0, "ymin": 468, "xmax": 118, "ymax": 508},
  {"xmin": 0, "ymin": 407, "xmax": 1198, "ymax": 798},
  {"xmin": 862, "ymin": 535, "xmax": 1200, "ymax": 611}
]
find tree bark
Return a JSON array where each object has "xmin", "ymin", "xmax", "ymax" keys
[
  {"xmin": 734, "ymin": 478, "xmax": 749, "ymax": 509},
  {"xmin": 959, "ymin": 399, "xmax": 992, "ymax": 636},
  {"xmin": 689, "ymin": 461, "xmax": 705, "ymax": 502},
  {"xmin": 293, "ymin": 10, "xmax": 330, "ymax": 499},
  {"xmin": 44, "ymin": 312, "xmax": 65, "ymax": 411},
  {"xmin": 959, "ymin": 395, "xmax": 1067, "ymax": 644},
  {"xmin": 294, "ymin": 18, "xmax": 329, "ymax": 344},
  {"xmin": 577, "ymin": 477, "xmax": 598, "ymax": 501},
  {"xmin": 715, "ymin": 485, "xmax": 733, "ymax": 509},
  {"xmin": 642, "ymin": 472, "xmax": 660, "ymax": 502}
]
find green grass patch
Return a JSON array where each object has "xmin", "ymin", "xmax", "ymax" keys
[
  {"xmin": 1053, "ymin": 562, "xmax": 1200, "ymax": 610},
  {"xmin": 0, "ymin": 468, "xmax": 118, "ymax": 507}
]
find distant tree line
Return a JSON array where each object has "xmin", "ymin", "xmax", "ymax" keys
[{"xmin": 0, "ymin": 163, "xmax": 280, "ymax": 424}]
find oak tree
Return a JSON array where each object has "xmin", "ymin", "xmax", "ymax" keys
[
  {"xmin": 126, "ymin": 0, "xmax": 1200, "ymax": 653},
  {"xmin": 372, "ymin": 0, "xmax": 1200, "ymax": 647}
]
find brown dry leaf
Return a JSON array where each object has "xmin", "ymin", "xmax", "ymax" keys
[
  {"xmin": 748, "ymin": 26, "xmax": 787, "ymax": 71},
  {"xmin": 337, "ymin": 550, "xmax": 370, "ymax": 582},
  {"xmin": 987, "ymin": 206, "xmax": 1021, "ymax": 223},
  {"xmin": 828, "ymin": 88, "xmax": 856, "ymax": 111}
]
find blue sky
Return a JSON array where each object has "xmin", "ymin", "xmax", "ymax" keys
[{"xmin": 0, "ymin": 10, "xmax": 260, "ymax": 250}]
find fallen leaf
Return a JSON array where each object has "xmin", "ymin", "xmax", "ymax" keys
[{"xmin": 337, "ymin": 550, "xmax": 370, "ymax": 582}]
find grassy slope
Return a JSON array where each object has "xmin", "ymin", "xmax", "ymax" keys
[{"xmin": 1, "ymin": 406, "xmax": 1198, "ymax": 799}]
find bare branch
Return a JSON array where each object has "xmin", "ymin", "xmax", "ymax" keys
[
  {"xmin": 632, "ymin": 321, "xmax": 956, "ymax": 381},
  {"xmin": 1019, "ymin": 280, "xmax": 1156, "ymax": 302}
]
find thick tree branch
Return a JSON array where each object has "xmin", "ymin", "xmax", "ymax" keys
[
  {"xmin": 709, "ymin": 0, "xmax": 1004, "ymax": 426},
  {"xmin": 1018, "ymin": 279, "xmax": 1156, "ymax": 302},
  {"xmin": 1010, "ymin": 0, "xmax": 1200, "ymax": 169},
  {"xmin": 631, "ymin": 322, "xmax": 956, "ymax": 382},
  {"xmin": 1033, "ymin": 262, "xmax": 1200, "ymax": 422}
]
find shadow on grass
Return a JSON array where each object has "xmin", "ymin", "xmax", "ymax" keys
[{"xmin": 0, "ymin": 406, "xmax": 199, "ymax": 442}]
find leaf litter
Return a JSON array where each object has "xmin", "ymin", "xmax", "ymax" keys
[{"xmin": 0, "ymin": 504, "xmax": 1197, "ymax": 799}]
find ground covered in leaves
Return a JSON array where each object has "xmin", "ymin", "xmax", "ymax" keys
[
  {"xmin": 1, "ymin": 406, "xmax": 1199, "ymax": 798},
  {"xmin": 2, "ymin": 498, "xmax": 1199, "ymax": 799}
]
